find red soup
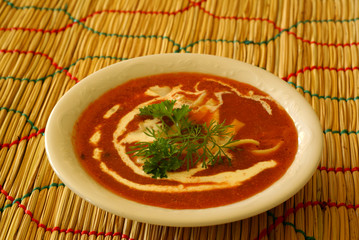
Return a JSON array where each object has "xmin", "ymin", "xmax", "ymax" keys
[{"xmin": 73, "ymin": 73, "xmax": 298, "ymax": 209}]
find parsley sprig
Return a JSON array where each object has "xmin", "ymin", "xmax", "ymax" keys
[{"xmin": 129, "ymin": 100, "xmax": 237, "ymax": 178}]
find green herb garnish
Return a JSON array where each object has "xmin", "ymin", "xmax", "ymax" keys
[{"xmin": 129, "ymin": 100, "xmax": 237, "ymax": 178}]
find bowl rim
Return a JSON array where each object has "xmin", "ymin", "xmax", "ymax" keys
[{"xmin": 45, "ymin": 53, "xmax": 323, "ymax": 227}]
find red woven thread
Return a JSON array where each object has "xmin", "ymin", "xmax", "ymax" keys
[
  {"xmin": 2, "ymin": 48, "xmax": 358, "ymax": 87},
  {"xmin": 0, "ymin": 0, "xmax": 288, "ymax": 37},
  {"xmin": 89, "ymin": 231, "xmax": 101, "ymax": 236},
  {"xmin": 0, "ymin": 49, "xmax": 78, "ymax": 82},
  {"xmin": 38, "ymin": 224, "xmax": 46, "ymax": 229},
  {"xmin": 65, "ymin": 229, "xmax": 73, "ymax": 234},
  {"xmin": 294, "ymin": 202, "xmax": 305, "ymax": 213},
  {"xmin": 24, "ymin": 210, "xmax": 33, "ymax": 218},
  {"xmin": 0, "ymin": 128, "xmax": 45, "ymax": 149},
  {"xmin": 196, "ymin": 3, "xmax": 279, "ymax": 30},
  {"xmin": 82, "ymin": 0, "xmax": 205, "ymax": 20},
  {"xmin": 284, "ymin": 207, "xmax": 295, "ymax": 219},
  {"xmin": 282, "ymin": 66, "xmax": 359, "ymax": 81},
  {"xmin": 3, "ymin": 20, "xmax": 359, "ymax": 51},
  {"xmin": 18, "ymin": 204, "xmax": 26, "ymax": 211},
  {"xmin": 256, "ymin": 200, "xmax": 359, "ymax": 240},
  {"xmin": 31, "ymin": 218, "xmax": 39, "ymax": 225},
  {"xmin": 318, "ymin": 166, "xmax": 359, "ymax": 173},
  {"xmin": 1, "ymin": 182, "xmax": 357, "ymax": 240},
  {"xmin": 52, "ymin": 227, "xmax": 61, "ymax": 233},
  {"xmin": 4, "ymin": 1, "xmax": 359, "ymax": 50},
  {"xmin": 0, "ymin": 23, "xmax": 77, "ymax": 34},
  {"xmin": 0, "ymin": 189, "xmax": 8, "ymax": 196},
  {"xmin": 3, "ymin": 24, "xmax": 358, "ymax": 50},
  {"xmin": 287, "ymin": 31, "xmax": 359, "ymax": 47},
  {"xmin": 256, "ymin": 228, "xmax": 268, "ymax": 240},
  {"xmin": 6, "ymin": 195, "xmax": 14, "ymax": 201},
  {"xmin": 0, "ymin": 0, "xmax": 206, "ymax": 34},
  {"xmin": 36, "ymin": 226, "xmax": 122, "ymax": 237},
  {"xmin": 35, "ymin": 224, "xmax": 124, "ymax": 238}
]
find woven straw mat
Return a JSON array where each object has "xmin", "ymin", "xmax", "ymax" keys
[{"xmin": 0, "ymin": 0, "xmax": 359, "ymax": 239}]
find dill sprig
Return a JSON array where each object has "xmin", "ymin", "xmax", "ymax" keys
[{"xmin": 129, "ymin": 100, "xmax": 237, "ymax": 178}]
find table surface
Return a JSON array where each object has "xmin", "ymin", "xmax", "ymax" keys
[{"xmin": 0, "ymin": 0, "xmax": 358, "ymax": 239}]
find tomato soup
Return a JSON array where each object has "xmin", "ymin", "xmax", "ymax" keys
[{"xmin": 73, "ymin": 73, "xmax": 298, "ymax": 209}]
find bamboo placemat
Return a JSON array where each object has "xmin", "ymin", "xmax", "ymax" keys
[{"xmin": 0, "ymin": 0, "xmax": 358, "ymax": 239}]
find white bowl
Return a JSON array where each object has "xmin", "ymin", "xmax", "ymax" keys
[{"xmin": 45, "ymin": 53, "xmax": 322, "ymax": 227}]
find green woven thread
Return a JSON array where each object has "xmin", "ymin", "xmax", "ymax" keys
[
  {"xmin": 4, "ymin": 0, "xmax": 359, "ymax": 53},
  {"xmin": 1, "ymin": 53, "xmax": 359, "ymax": 104},
  {"xmin": 267, "ymin": 211, "xmax": 316, "ymax": 240},
  {"xmin": 0, "ymin": 56, "xmax": 128, "ymax": 82},
  {"xmin": 287, "ymin": 81, "xmax": 359, "ymax": 102},
  {"xmin": 0, "ymin": 183, "xmax": 65, "ymax": 212},
  {"xmin": 0, "ymin": 107, "xmax": 40, "ymax": 133}
]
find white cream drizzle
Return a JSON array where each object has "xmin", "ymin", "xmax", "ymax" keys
[
  {"xmin": 103, "ymin": 104, "xmax": 121, "ymax": 119},
  {"xmin": 92, "ymin": 79, "xmax": 279, "ymax": 193},
  {"xmin": 204, "ymin": 78, "xmax": 273, "ymax": 115},
  {"xmin": 90, "ymin": 130, "xmax": 101, "ymax": 145},
  {"xmin": 100, "ymin": 160, "xmax": 277, "ymax": 192}
]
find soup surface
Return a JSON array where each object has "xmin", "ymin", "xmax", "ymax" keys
[{"xmin": 73, "ymin": 73, "xmax": 298, "ymax": 209}]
